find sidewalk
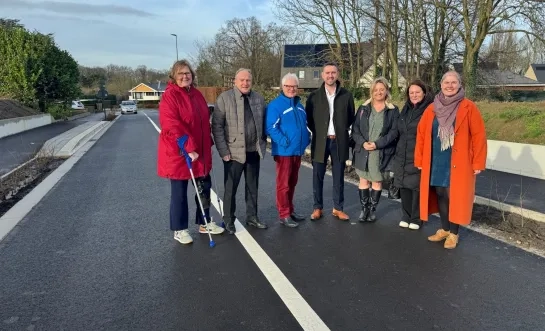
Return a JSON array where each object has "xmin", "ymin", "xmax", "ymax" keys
[
  {"xmin": 475, "ymin": 169, "xmax": 545, "ymax": 214},
  {"xmin": 0, "ymin": 113, "xmax": 104, "ymax": 177}
]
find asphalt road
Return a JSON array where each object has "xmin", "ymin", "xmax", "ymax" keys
[
  {"xmin": 0, "ymin": 113, "xmax": 105, "ymax": 177},
  {"xmin": 0, "ymin": 110, "xmax": 544, "ymax": 330}
]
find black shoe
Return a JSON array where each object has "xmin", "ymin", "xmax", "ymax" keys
[
  {"xmin": 358, "ymin": 188, "xmax": 371, "ymax": 222},
  {"xmin": 279, "ymin": 217, "xmax": 299, "ymax": 227},
  {"xmin": 290, "ymin": 212, "xmax": 305, "ymax": 222},
  {"xmin": 224, "ymin": 222, "xmax": 236, "ymax": 235},
  {"xmin": 367, "ymin": 189, "xmax": 382, "ymax": 222},
  {"xmin": 246, "ymin": 216, "xmax": 268, "ymax": 229}
]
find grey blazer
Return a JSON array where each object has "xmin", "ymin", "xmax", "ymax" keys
[{"xmin": 212, "ymin": 87, "xmax": 267, "ymax": 164}]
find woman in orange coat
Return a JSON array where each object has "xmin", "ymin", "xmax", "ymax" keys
[{"xmin": 414, "ymin": 70, "xmax": 487, "ymax": 249}]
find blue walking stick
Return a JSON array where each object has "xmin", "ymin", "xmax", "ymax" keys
[{"xmin": 178, "ymin": 135, "xmax": 216, "ymax": 248}]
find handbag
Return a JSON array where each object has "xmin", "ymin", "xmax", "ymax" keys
[{"xmin": 386, "ymin": 172, "xmax": 400, "ymax": 199}]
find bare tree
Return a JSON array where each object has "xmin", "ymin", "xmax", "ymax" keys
[
  {"xmin": 272, "ymin": 0, "xmax": 373, "ymax": 87},
  {"xmin": 194, "ymin": 16, "xmax": 296, "ymax": 88},
  {"xmin": 436, "ymin": 0, "xmax": 545, "ymax": 96}
]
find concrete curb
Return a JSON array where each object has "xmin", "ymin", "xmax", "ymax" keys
[
  {"xmin": 55, "ymin": 121, "xmax": 109, "ymax": 157},
  {"xmin": 265, "ymin": 137, "xmax": 545, "ymax": 224},
  {"xmin": 53, "ymin": 112, "xmax": 92, "ymax": 123},
  {"xmin": 0, "ymin": 114, "xmax": 121, "ymax": 243}
]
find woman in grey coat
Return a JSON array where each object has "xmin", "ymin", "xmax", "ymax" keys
[{"xmin": 352, "ymin": 77, "xmax": 399, "ymax": 222}]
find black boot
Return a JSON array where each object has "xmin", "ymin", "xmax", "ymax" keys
[
  {"xmin": 358, "ymin": 188, "xmax": 371, "ymax": 222},
  {"xmin": 368, "ymin": 189, "xmax": 382, "ymax": 222}
]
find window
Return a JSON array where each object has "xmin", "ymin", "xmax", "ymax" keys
[
  {"xmin": 298, "ymin": 71, "xmax": 305, "ymax": 79},
  {"xmin": 313, "ymin": 70, "xmax": 319, "ymax": 79}
]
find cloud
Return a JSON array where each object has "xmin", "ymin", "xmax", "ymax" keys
[
  {"xmin": 1, "ymin": 0, "xmax": 155, "ymax": 17},
  {"xmin": 1, "ymin": 0, "xmax": 282, "ymax": 69}
]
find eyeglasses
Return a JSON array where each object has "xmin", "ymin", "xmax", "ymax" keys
[
  {"xmin": 283, "ymin": 85, "xmax": 297, "ymax": 89},
  {"xmin": 179, "ymin": 72, "xmax": 192, "ymax": 76}
]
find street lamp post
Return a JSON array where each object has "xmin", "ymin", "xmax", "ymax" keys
[{"xmin": 171, "ymin": 33, "xmax": 178, "ymax": 61}]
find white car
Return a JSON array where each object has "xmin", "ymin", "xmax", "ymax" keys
[
  {"xmin": 71, "ymin": 100, "xmax": 85, "ymax": 110},
  {"xmin": 120, "ymin": 100, "xmax": 137, "ymax": 114}
]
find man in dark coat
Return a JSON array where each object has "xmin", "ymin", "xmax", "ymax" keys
[{"xmin": 305, "ymin": 62, "xmax": 355, "ymax": 221}]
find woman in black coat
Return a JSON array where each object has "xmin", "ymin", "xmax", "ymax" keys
[
  {"xmin": 392, "ymin": 79, "xmax": 434, "ymax": 230},
  {"xmin": 352, "ymin": 77, "xmax": 399, "ymax": 222}
]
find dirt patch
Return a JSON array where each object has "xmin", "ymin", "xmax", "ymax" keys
[
  {"xmin": 266, "ymin": 140, "xmax": 545, "ymax": 254},
  {"xmin": 0, "ymin": 99, "xmax": 40, "ymax": 120},
  {"xmin": 470, "ymin": 204, "xmax": 545, "ymax": 253},
  {"xmin": 0, "ymin": 157, "xmax": 66, "ymax": 218}
]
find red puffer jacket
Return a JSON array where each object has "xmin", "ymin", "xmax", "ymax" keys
[{"xmin": 157, "ymin": 82, "xmax": 212, "ymax": 180}]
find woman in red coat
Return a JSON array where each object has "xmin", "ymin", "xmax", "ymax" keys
[
  {"xmin": 415, "ymin": 70, "xmax": 487, "ymax": 249},
  {"xmin": 158, "ymin": 59, "xmax": 224, "ymax": 245}
]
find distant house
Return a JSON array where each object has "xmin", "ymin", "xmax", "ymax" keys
[
  {"xmin": 524, "ymin": 64, "xmax": 545, "ymax": 83},
  {"xmin": 280, "ymin": 43, "xmax": 341, "ymax": 90},
  {"xmin": 280, "ymin": 43, "xmax": 406, "ymax": 91},
  {"xmin": 357, "ymin": 52, "xmax": 407, "ymax": 91},
  {"xmin": 449, "ymin": 63, "xmax": 545, "ymax": 92},
  {"xmin": 128, "ymin": 81, "xmax": 167, "ymax": 101}
]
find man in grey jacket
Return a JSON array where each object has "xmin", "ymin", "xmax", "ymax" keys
[{"xmin": 212, "ymin": 68, "xmax": 268, "ymax": 234}]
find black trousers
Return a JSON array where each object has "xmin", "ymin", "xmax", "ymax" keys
[
  {"xmin": 312, "ymin": 138, "xmax": 345, "ymax": 210},
  {"xmin": 433, "ymin": 186, "xmax": 459, "ymax": 235},
  {"xmin": 400, "ymin": 188, "xmax": 420, "ymax": 223},
  {"xmin": 223, "ymin": 152, "xmax": 260, "ymax": 223}
]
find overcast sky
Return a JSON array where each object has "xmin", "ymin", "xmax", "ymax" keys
[{"xmin": 1, "ymin": 0, "xmax": 276, "ymax": 70}]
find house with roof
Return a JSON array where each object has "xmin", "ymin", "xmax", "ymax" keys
[
  {"xmin": 448, "ymin": 63, "xmax": 545, "ymax": 92},
  {"xmin": 128, "ymin": 81, "xmax": 167, "ymax": 101},
  {"xmin": 524, "ymin": 64, "xmax": 545, "ymax": 83},
  {"xmin": 280, "ymin": 43, "xmax": 407, "ymax": 91}
]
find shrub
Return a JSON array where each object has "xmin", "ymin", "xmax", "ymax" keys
[
  {"xmin": 498, "ymin": 105, "xmax": 541, "ymax": 122},
  {"xmin": 47, "ymin": 103, "xmax": 70, "ymax": 120}
]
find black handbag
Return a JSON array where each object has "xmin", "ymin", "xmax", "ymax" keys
[{"xmin": 386, "ymin": 173, "xmax": 400, "ymax": 199}]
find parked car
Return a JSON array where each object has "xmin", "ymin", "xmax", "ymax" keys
[
  {"xmin": 71, "ymin": 100, "xmax": 85, "ymax": 110},
  {"xmin": 120, "ymin": 100, "xmax": 138, "ymax": 114}
]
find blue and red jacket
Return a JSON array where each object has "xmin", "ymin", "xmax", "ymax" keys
[{"xmin": 266, "ymin": 93, "xmax": 310, "ymax": 156}]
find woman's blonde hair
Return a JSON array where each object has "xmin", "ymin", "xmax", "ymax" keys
[
  {"xmin": 168, "ymin": 59, "xmax": 196, "ymax": 85},
  {"xmin": 370, "ymin": 76, "xmax": 391, "ymax": 102}
]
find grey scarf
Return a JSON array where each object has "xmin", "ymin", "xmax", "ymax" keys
[{"xmin": 433, "ymin": 88, "xmax": 465, "ymax": 151}]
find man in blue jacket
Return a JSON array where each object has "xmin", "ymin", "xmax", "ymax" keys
[{"xmin": 266, "ymin": 73, "xmax": 311, "ymax": 227}]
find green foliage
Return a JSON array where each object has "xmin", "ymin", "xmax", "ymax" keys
[
  {"xmin": 0, "ymin": 18, "xmax": 80, "ymax": 110},
  {"xmin": 47, "ymin": 103, "xmax": 70, "ymax": 120},
  {"xmin": 523, "ymin": 113, "xmax": 545, "ymax": 139},
  {"xmin": 498, "ymin": 105, "xmax": 541, "ymax": 121}
]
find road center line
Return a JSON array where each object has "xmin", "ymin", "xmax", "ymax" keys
[{"xmin": 142, "ymin": 110, "xmax": 330, "ymax": 331}]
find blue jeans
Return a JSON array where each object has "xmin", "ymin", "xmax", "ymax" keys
[
  {"xmin": 312, "ymin": 138, "xmax": 346, "ymax": 210},
  {"xmin": 170, "ymin": 175, "xmax": 211, "ymax": 231}
]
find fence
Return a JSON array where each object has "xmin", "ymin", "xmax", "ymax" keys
[{"xmin": 196, "ymin": 87, "xmax": 230, "ymax": 104}]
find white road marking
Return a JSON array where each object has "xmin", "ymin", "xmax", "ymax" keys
[{"xmin": 142, "ymin": 110, "xmax": 330, "ymax": 331}]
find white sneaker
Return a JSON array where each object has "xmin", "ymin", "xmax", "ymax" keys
[
  {"xmin": 408, "ymin": 223, "xmax": 420, "ymax": 230},
  {"xmin": 199, "ymin": 220, "xmax": 225, "ymax": 235},
  {"xmin": 399, "ymin": 221, "xmax": 409, "ymax": 228},
  {"xmin": 174, "ymin": 230, "xmax": 193, "ymax": 244}
]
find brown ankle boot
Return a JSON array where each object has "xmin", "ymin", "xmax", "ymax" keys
[
  {"xmin": 444, "ymin": 233, "xmax": 459, "ymax": 249},
  {"xmin": 428, "ymin": 229, "xmax": 450, "ymax": 242}
]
